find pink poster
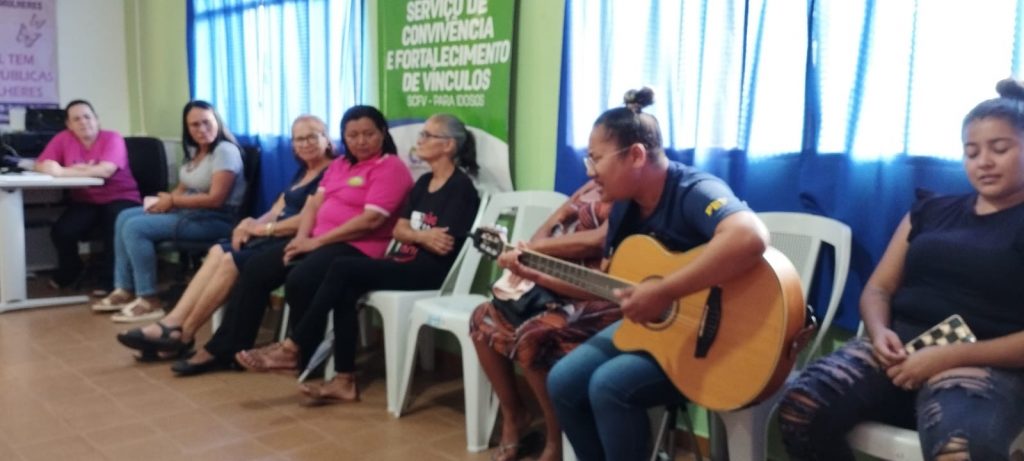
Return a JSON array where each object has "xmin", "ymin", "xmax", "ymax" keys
[{"xmin": 0, "ymin": 0, "xmax": 58, "ymax": 125}]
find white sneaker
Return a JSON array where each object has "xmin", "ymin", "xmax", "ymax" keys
[{"xmin": 111, "ymin": 298, "xmax": 165, "ymax": 323}]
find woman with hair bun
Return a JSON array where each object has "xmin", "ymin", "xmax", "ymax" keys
[
  {"xmin": 530, "ymin": 87, "xmax": 769, "ymax": 460},
  {"xmin": 235, "ymin": 113, "xmax": 481, "ymax": 404},
  {"xmin": 776, "ymin": 80, "xmax": 1024, "ymax": 460}
]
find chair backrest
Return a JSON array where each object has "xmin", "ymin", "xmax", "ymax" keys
[
  {"xmin": 441, "ymin": 190, "xmax": 568, "ymax": 296},
  {"xmin": 757, "ymin": 212, "xmax": 852, "ymax": 364},
  {"xmin": 238, "ymin": 144, "xmax": 262, "ymax": 220},
  {"xmin": 124, "ymin": 136, "xmax": 169, "ymax": 198}
]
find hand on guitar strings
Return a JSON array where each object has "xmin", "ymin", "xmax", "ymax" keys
[
  {"xmin": 614, "ymin": 279, "xmax": 674, "ymax": 324},
  {"xmin": 497, "ymin": 242, "xmax": 543, "ymax": 283}
]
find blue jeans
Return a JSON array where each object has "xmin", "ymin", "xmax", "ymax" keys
[
  {"xmin": 778, "ymin": 338, "xmax": 1024, "ymax": 460},
  {"xmin": 113, "ymin": 206, "xmax": 233, "ymax": 296},
  {"xmin": 547, "ymin": 320, "xmax": 687, "ymax": 461}
]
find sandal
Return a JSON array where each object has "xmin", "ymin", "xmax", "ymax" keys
[
  {"xmin": 110, "ymin": 298, "xmax": 165, "ymax": 323},
  {"xmin": 235, "ymin": 342, "xmax": 298, "ymax": 372},
  {"xmin": 117, "ymin": 322, "xmax": 194, "ymax": 361},
  {"xmin": 90, "ymin": 289, "xmax": 135, "ymax": 312},
  {"xmin": 491, "ymin": 442, "xmax": 520, "ymax": 461}
]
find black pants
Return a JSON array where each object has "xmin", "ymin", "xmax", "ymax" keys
[
  {"xmin": 203, "ymin": 240, "xmax": 364, "ymax": 361},
  {"xmin": 50, "ymin": 200, "xmax": 138, "ymax": 289},
  {"xmin": 289, "ymin": 256, "xmax": 448, "ymax": 373}
]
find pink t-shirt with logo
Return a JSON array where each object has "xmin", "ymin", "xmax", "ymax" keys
[
  {"xmin": 37, "ymin": 130, "xmax": 141, "ymax": 204},
  {"xmin": 311, "ymin": 154, "xmax": 413, "ymax": 258}
]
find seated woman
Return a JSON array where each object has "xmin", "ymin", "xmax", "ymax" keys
[
  {"xmin": 34, "ymin": 100, "xmax": 141, "ymax": 293},
  {"xmin": 776, "ymin": 81, "xmax": 1024, "ymax": 460},
  {"xmin": 544, "ymin": 88, "xmax": 769, "ymax": 461},
  {"xmin": 234, "ymin": 113, "xmax": 481, "ymax": 404},
  {"xmin": 469, "ymin": 179, "xmax": 619, "ymax": 461},
  {"xmin": 172, "ymin": 105, "xmax": 413, "ymax": 376},
  {"xmin": 91, "ymin": 100, "xmax": 246, "ymax": 323},
  {"xmin": 114, "ymin": 114, "xmax": 334, "ymax": 359}
]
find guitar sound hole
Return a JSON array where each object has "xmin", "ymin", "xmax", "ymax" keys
[{"xmin": 644, "ymin": 301, "xmax": 678, "ymax": 331}]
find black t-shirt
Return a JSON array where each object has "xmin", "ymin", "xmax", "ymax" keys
[
  {"xmin": 605, "ymin": 161, "xmax": 750, "ymax": 256},
  {"xmin": 892, "ymin": 194, "xmax": 1024, "ymax": 340},
  {"xmin": 391, "ymin": 168, "xmax": 480, "ymax": 268}
]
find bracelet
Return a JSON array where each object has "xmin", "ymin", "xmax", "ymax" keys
[{"xmin": 264, "ymin": 221, "xmax": 275, "ymax": 237}]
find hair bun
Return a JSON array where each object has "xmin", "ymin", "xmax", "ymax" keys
[
  {"xmin": 996, "ymin": 78, "xmax": 1024, "ymax": 101},
  {"xmin": 623, "ymin": 87, "xmax": 655, "ymax": 112}
]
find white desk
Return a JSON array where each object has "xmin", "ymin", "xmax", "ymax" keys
[{"xmin": 0, "ymin": 173, "xmax": 104, "ymax": 313}]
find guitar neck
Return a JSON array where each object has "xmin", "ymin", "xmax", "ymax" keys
[{"xmin": 512, "ymin": 245, "xmax": 631, "ymax": 302}]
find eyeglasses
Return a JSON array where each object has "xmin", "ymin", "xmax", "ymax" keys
[
  {"xmin": 583, "ymin": 145, "xmax": 632, "ymax": 171},
  {"xmin": 292, "ymin": 133, "xmax": 322, "ymax": 145},
  {"xmin": 418, "ymin": 130, "xmax": 451, "ymax": 141}
]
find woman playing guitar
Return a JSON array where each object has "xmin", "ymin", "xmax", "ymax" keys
[
  {"xmin": 501, "ymin": 87, "xmax": 770, "ymax": 461},
  {"xmin": 777, "ymin": 80, "xmax": 1024, "ymax": 460}
]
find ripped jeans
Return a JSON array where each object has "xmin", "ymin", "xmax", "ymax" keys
[{"xmin": 778, "ymin": 338, "xmax": 1024, "ymax": 460}]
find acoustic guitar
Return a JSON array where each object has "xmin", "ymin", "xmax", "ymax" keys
[{"xmin": 471, "ymin": 227, "xmax": 806, "ymax": 410}]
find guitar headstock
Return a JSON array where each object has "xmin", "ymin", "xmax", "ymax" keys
[{"xmin": 470, "ymin": 226, "xmax": 508, "ymax": 259}]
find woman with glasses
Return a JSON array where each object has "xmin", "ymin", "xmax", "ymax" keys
[
  {"xmin": 114, "ymin": 114, "xmax": 334, "ymax": 361},
  {"xmin": 235, "ymin": 113, "xmax": 481, "ymax": 405},
  {"xmin": 92, "ymin": 100, "xmax": 246, "ymax": 323},
  {"xmin": 543, "ymin": 87, "xmax": 769, "ymax": 461},
  {"xmin": 172, "ymin": 105, "xmax": 414, "ymax": 376}
]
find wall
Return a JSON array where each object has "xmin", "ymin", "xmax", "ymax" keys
[
  {"xmin": 123, "ymin": 0, "xmax": 190, "ymax": 140},
  {"xmin": 123, "ymin": 0, "xmax": 563, "ymax": 190},
  {"xmin": 55, "ymin": 0, "xmax": 132, "ymax": 133}
]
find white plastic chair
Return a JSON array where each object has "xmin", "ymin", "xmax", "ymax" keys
[
  {"xmin": 395, "ymin": 190, "xmax": 567, "ymax": 452},
  {"xmin": 845, "ymin": 325, "xmax": 1024, "ymax": 460},
  {"xmin": 355, "ymin": 192, "xmax": 491, "ymax": 416},
  {"xmin": 712, "ymin": 211, "xmax": 852, "ymax": 461}
]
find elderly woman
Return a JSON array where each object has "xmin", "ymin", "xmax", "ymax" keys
[
  {"xmin": 91, "ymin": 100, "xmax": 246, "ymax": 323},
  {"xmin": 172, "ymin": 105, "xmax": 414, "ymax": 376},
  {"xmin": 115, "ymin": 114, "xmax": 334, "ymax": 360},
  {"xmin": 34, "ymin": 99, "xmax": 141, "ymax": 293},
  {"xmin": 236, "ymin": 113, "xmax": 481, "ymax": 405}
]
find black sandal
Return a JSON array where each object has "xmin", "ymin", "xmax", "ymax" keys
[{"xmin": 116, "ymin": 321, "xmax": 192, "ymax": 354}]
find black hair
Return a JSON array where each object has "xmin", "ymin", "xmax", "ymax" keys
[
  {"xmin": 64, "ymin": 99, "xmax": 96, "ymax": 120},
  {"xmin": 181, "ymin": 100, "xmax": 238, "ymax": 160},
  {"xmin": 963, "ymin": 78, "xmax": 1024, "ymax": 135},
  {"xmin": 592, "ymin": 86, "xmax": 665, "ymax": 161},
  {"xmin": 339, "ymin": 105, "xmax": 397, "ymax": 164},
  {"xmin": 430, "ymin": 113, "xmax": 479, "ymax": 176}
]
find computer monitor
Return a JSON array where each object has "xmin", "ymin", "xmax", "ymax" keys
[{"xmin": 25, "ymin": 108, "xmax": 65, "ymax": 133}]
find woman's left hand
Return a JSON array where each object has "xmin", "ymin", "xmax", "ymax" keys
[
  {"xmin": 614, "ymin": 279, "xmax": 674, "ymax": 324},
  {"xmin": 283, "ymin": 236, "xmax": 319, "ymax": 264},
  {"xmin": 148, "ymin": 192, "xmax": 174, "ymax": 214},
  {"xmin": 886, "ymin": 346, "xmax": 960, "ymax": 390}
]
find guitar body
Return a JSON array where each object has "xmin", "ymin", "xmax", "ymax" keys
[{"xmin": 610, "ymin": 235, "xmax": 805, "ymax": 411}]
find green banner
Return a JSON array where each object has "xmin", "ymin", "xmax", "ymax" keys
[{"xmin": 379, "ymin": 0, "xmax": 516, "ymax": 191}]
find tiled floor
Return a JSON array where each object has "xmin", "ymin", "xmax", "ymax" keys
[{"xmin": 0, "ymin": 279, "xmax": 701, "ymax": 461}]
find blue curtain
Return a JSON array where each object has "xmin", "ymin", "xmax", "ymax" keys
[
  {"xmin": 558, "ymin": 0, "xmax": 1023, "ymax": 330},
  {"xmin": 188, "ymin": 0, "xmax": 366, "ymax": 213}
]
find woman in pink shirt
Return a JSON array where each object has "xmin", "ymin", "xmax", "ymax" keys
[
  {"xmin": 172, "ymin": 105, "xmax": 413, "ymax": 376},
  {"xmin": 34, "ymin": 100, "xmax": 141, "ymax": 292}
]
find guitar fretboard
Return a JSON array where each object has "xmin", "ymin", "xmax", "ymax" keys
[{"xmin": 513, "ymin": 245, "xmax": 631, "ymax": 302}]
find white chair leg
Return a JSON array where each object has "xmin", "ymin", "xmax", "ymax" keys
[
  {"xmin": 459, "ymin": 338, "xmax": 498, "ymax": 452},
  {"xmin": 211, "ymin": 306, "xmax": 224, "ymax": 332},
  {"xmin": 381, "ymin": 311, "xmax": 406, "ymax": 417},
  {"xmin": 277, "ymin": 303, "xmax": 290, "ymax": 342},
  {"xmin": 562, "ymin": 433, "xmax": 578, "ymax": 461},
  {"xmin": 395, "ymin": 322, "xmax": 424, "ymax": 418},
  {"xmin": 715, "ymin": 392, "xmax": 780, "ymax": 461}
]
